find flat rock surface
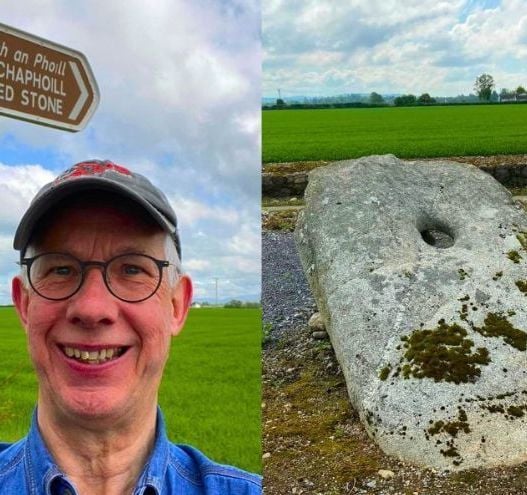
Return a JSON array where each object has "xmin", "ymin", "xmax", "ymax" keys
[{"xmin": 295, "ymin": 154, "xmax": 527, "ymax": 471}]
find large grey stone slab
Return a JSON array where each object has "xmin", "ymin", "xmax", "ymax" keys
[{"xmin": 295, "ymin": 154, "xmax": 527, "ymax": 471}]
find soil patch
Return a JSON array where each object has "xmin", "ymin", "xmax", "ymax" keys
[{"xmin": 262, "ymin": 209, "xmax": 300, "ymax": 232}]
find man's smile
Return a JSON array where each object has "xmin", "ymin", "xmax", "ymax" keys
[{"xmin": 59, "ymin": 344, "xmax": 129, "ymax": 365}]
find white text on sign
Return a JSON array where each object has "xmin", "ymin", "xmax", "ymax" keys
[{"xmin": 0, "ymin": 40, "xmax": 68, "ymax": 116}]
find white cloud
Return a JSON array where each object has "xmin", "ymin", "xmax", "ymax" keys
[
  {"xmin": 264, "ymin": 0, "xmax": 527, "ymax": 97},
  {"xmin": 220, "ymin": 255, "xmax": 260, "ymax": 274},
  {"xmin": 184, "ymin": 259, "xmax": 212, "ymax": 272},
  {"xmin": 226, "ymin": 223, "xmax": 260, "ymax": 257},
  {"xmin": 169, "ymin": 197, "xmax": 241, "ymax": 227},
  {"xmin": 0, "ymin": 164, "xmax": 55, "ymax": 233}
]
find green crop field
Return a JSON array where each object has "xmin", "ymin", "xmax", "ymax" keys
[
  {"xmin": 263, "ymin": 104, "xmax": 527, "ymax": 163},
  {"xmin": 0, "ymin": 306, "xmax": 261, "ymax": 473}
]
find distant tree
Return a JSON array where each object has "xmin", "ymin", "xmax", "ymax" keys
[
  {"xmin": 500, "ymin": 88, "xmax": 515, "ymax": 101},
  {"xmin": 244, "ymin": 301, "xmax": 261, "ymax": 308},
  {"xmin": 417, "ymin": 93, "xmax": 436, "ymax": 104},
  {"xmin": 474, "ymin": 73, "xmax": 495, "ymax": 101},
  {"xmin": 394, "ymin": 94, "xmax": 416, "ymax": 106},
  {"xmin": 276, "ymin": 98, "xmax": 285, "ymax": 107},
  {"xmin": 490, "ymin": 90, "xmax": 499, "ymax": 102},
  {"xmin": 369, "ymin": 92, "xmax": 384, "ymax": 104},
  {"xmin": 224, "ymin": 299, "xmax": 243, "ymax": 308},
  {"xmin": 516, "ymin": 85, "xmax": 526, "ymax": 95}
]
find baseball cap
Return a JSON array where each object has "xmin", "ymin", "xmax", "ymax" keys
[{"xmin": 13, "ymin": 160, "xmax": 181, "ymax": 259}]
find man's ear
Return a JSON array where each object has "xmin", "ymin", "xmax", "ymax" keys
[
  {"xmin": 170, "ymin": 274, "xmax": 193, "ymax": 337},
  {"xmin": 12, "ymin": 276, "xmax": 29, "ymax": 332}
]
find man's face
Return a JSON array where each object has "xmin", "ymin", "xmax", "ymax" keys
[{"xmin": 12, "ymin": 202, "xmax": 192, "ymax": 424}]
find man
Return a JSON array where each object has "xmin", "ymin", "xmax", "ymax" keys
[{"xmin": 1, "ymin": 160, "xmax": 261, "ymax": 494}]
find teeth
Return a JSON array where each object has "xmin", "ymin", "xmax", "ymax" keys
[{"xmin": 63, "ymin": 346, "xmax": 122, "ymax": 364}]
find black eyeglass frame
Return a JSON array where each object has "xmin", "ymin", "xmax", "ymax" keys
[{"xmin": 19, "ymin": 252, "xmax": 171, "ymax": 303}]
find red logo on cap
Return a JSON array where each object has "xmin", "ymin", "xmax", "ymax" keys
[{"xmin": 54, "ymin": 161, "xmax": 132, "ymax": 184}]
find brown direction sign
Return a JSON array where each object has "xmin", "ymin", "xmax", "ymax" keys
[{"xmin": 0, "ymin": 23, "xmax": 99, "ymax": 132}]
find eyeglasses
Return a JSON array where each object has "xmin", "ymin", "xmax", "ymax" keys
[{"xmin": 20, "ymin": 252, "xmax": 171, "ymax": 303}]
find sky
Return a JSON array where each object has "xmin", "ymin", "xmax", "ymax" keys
[
  {"xmin": 263, "ymin": 0, "xmax": 527, "ymax": 98},
  {"xmin": 0, "ymin": 0, "xmax": 260, "ymax": 305}
]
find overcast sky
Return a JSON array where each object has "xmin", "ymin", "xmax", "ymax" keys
[
  {"xmin": 263, "ymin": 0, "xmax": 527, "ymax": 98},
  {"xmin": 0, "ymin": 0, "xmax": 260, "ymax": 305}
]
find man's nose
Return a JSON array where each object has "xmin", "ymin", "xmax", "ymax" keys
[{"xmin": 65, "ymin": 266, "xmax": 118, "ymax": 328}]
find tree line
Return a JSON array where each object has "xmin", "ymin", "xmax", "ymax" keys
[
  {"xmin": 363, "ymin": 74, "xmax": 525, "ymax": 106},
  {"xmin": 194, "ymin": 300, "xmax": 261, "ymax": 308},
  {"xmin": 372, "ymin": 92, "xmax": 436, "ymax": 106},
  {"xmin": 266, "ymin": 73, "xmax": 527, "ymax": 109}
]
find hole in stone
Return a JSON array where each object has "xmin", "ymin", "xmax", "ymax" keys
[{"xmin": 421, "ymin": 228, "xmax": 455, "ymax": 248}]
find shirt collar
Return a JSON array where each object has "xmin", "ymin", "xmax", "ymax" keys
[{"xmin": 24, "ymin": 407, "xmax": 170, "ymax": 495}]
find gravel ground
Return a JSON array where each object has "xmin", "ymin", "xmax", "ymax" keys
[{"xmin": 262, "ymin": 231, "xmax": 316, "ymax": 342}]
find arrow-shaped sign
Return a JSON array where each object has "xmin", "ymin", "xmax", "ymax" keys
[{"xmin": 0, "ymin": 23, "xmax": 99, "ymax": 132}]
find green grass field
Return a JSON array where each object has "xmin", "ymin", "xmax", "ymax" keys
[
  {"xmin": 263, "ymin": 104, "xmax": 527, "ymax": 163},
  {"xmin": 0, "ymin": 306, "xmax": 261, "ymax": 473}
]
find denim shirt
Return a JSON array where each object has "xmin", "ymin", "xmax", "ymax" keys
[{"xmin": 0, "ymin": 409, "xmax": 261, "ymax": 495}]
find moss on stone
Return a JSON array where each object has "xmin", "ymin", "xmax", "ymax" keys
[
  {"xmin": 473, "ymin": 313, "xmax": 527, "ymax": 351},
  {"xmin": 459, "ymin": 304, "xmax": 469, "ymax": 321},
  {"xmin": 507, "ymin": 250, "xmax": 522, "ymax": 263},
  {"xmin": 427, "ymin": 409, "xmax": 470, "ymax": 439},
  {"xmin": 483, "ymin": 404, "xmax": 504, "ymax": 413},
  {"xmin": 517, "ymin": 233, "xmax": 527, "ymax": 251},
  {"xmin": 496, "ymin": 392, "xmax": 516, "ymax": 399},
  {"xmin": 441, "ymin": 446, "xmax": 460, "ymax": 458},
  {"xmin": 507, "ymin": 406, "xmax": 525, "ymax": 417},
  {"xmin": 428, "ymin": 420, "xmax": 444, "ymax": 436},
  {"xmin": 458, "ymin": 268, "xmax": 469, "ymax": 280},
  {"xmin": 379, "ymin": 365, "xmax": 391, "ymax": 381},
  {"xmin": 401, "ymin": 320, "xmax": 490, "ymax": 383},
  {"xmin": 515, "ymin": 280, "xmax": 527, "ymax": 295},
  {"xmin": 492, "ymin": 271, "xmax": 503, "ymax": 281}
]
